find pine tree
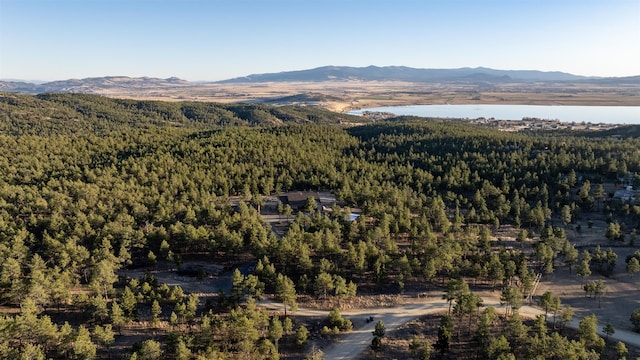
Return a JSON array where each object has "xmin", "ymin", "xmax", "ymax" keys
[
  {"xmin": 370, "ymin": 336, "xmax": 382, "ymax": 358},
  {"xmin": 615, "ymin": 341, "xmax": 628, "ymax": 360},
  {"xmin": 185, "ymin": 294, "xmax": 198, "ymax": 323},
  {"xmin": 175, "ymin": 338, "xmax": 192, "ymax": 360},
  {"xmin": 578, "ymin": 314, "xmax": 605, "ymax": 353},
  {"xmin": 269, "ymin": 316, "xmax": 284, "ymax": 351},
  {"xmin": 603, "ymin": 323, "xmax": 615, "ymax": 341},
  {"xmin": 120, "ymin": 286, "xmax": 137, "ymax": 320},
  {"xmin": 314, "ymin": 272, "xmax": 334, "ymax": 299},
  {"xmin": 72, "ymin": 325, "xmax": 97, "ymax": 360},
  {"xmin": 231, "ymin": 268, "xmax": 244, "ymax": 304},
  {"xmin": 627, "ymin": 257, "xmax": 640, "ymax": 277},
  {"xmin": 577, "ymin": 251, "xmax": 592, "ymax": 283},
  {"xmin": 275, "ymin": 273, "xmax": 297, "ymax": 317},
  {"xmin": 487, "ymin": 335, "xmax": 512, "ymax": 359},
  {"xmin": 110, "ymin": 301, "xmax": 126, "ymax": 334},
  {"xmin": 89, "ymin": 260, "xmax": 118, "ymax": 300},
  {"xmin": 137, "ymin": 339, "xmax": 162, "ymax": 360},
  {"xmin": 27, "ymin": 254, "xmax": 51, "ymax": 308},
  {"xmin": 372, "ymin": 320, "xmax": 386, "ymax": 338},
  {"xmin": 92, "ymin": 324, "xmax": 115, "ymax": 356},
  {"xmin": 151, "ymin": 300, "xmax": 161, "ymax": 325},
  {"xmin": 283, "ymin": 317, "xmax": 294, "ymax": 335},
  {"xmin": 434, "ymin": 315, "xmax": 452, "ymax": 355},
  {"xmin": 296, "ymin": 325, "xmax": 308, "ymax": 346}
]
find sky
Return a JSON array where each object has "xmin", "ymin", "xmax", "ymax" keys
[{"xmin": 1, "ymin": 0, "xmax": 639, "ymax": 82}]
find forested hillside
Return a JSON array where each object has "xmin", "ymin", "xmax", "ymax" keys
[
  {"xmin": 0, "ymin": 92, "xmax": 638, "ymax": 359},
  {"xmin": 0, "ymin": 92, "xmax": 365, "ymax": 134}
]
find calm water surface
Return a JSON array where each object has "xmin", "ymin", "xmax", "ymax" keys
[{"xmin": 348, "ymin": 104, "xmax": 640, "ymax": 124}]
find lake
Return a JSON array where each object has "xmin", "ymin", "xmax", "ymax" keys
[{"xmin": 348, "ymin": 104, "xmax": 640, "ymax": 124}]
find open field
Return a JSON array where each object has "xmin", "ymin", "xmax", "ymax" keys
[{"xmin": 90, "ymin": 80, "xmax": 640, "ymax": 112}]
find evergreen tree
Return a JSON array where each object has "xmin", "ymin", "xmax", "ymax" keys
[
  {"xmin": 269, "ymin": 316, "xmax": 284, "ymax": 351},
  {"xmin": 151, "ymin": 299, "xmax": 161, "ymax": 325},
  {"xmin": 487, "ymin": 335, "xmax": 512, "ymax": 360},
  {"xmin": 120, "ymin": 286, "xmax": 138, "ymax": 320},
  {"xmin": 626, "ymin": 257, "xmax": 640, "ymax": 277},
  {"xmin": 370, "ymin": 336, "xmax": 382, "ymax": 358},
  {"xmin": 89, "ymin": 260, "xmax": 118, "ymax": 300},
  {"xmin": 372, "ymin": 320, "xmax": 386, "ymax": 338},
  {"xmin": 614, "ymin": 341, "xmax": 628, "ymax": 360},
  {"xmin": 314, "ymin": 272, "xmax": 334, "ymax": 299},
  {"xmin": 175, "ymin": 338, "xmax": 192, "ymax": 360},
  {"xmin": 92, "ymin": 324, "xmax": 115, "ymax": 356},
  {"xmin": 578, "ymin": 314, "xmax": 605, "ymax": 353},
  {"xmin": 296, "ymin": 325, "xmax": 309, "ymax": 347},
  {"xmin": 231, "ymin": 268, "xmax": 244, "ymax": 304},
  {"xmin": 136, "ymin": 339, "xmax": 163, "ymax": 360},
  {"xmin": 630, "ymin": 308, "xmax": 640, "ymax": 331},
  {"xmin": 275, "ymin": 273, "xmax": 297, "ymax": 317},
  {"xmin": 110, "ymin": 301, "xmax": 126, "ymax": 334},
  {"xmin": 500, "ymin": 286, "xmax": 522, "ymax": 319},
  {"xmin": 603, "ymin": 323, "xmax": 615, "ymax": 341},
  {"xmin": 577, "ymin": 251, "xmax": 592, "ymax": 283},
  {"xmin": 72, "ymin": 325, "xmax": 97, "ymax": 360},
  {"xmin": 434, "ymin": 315, "xmax": 453, "ymax": 355}
]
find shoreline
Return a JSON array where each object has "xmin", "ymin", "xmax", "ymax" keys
[{"xmin": 337, "ymin": 95, "xmax": 640, "ymax": 113}]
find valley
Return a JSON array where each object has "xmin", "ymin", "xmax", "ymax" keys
[{"xmin": 3, "ymin": 66, "xmax": 640, "ymax": 113}]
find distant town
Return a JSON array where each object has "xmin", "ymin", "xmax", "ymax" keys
[{"xmin": 359, "ymin": 111, "xmax": 624, "ymax": 132}]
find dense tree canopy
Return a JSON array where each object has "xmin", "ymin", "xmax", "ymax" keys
[{"xmin": 1, "ymin": 92, "xmax": 639, "ymax": 359}]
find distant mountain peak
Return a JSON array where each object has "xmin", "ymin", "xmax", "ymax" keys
[
  {"xmin": 166, "ymin": 76, "xmax": 185, "ymax": 83},
  {"xmin": 217, "ymin": 65, "xmax": 589, "ymax": 84}
]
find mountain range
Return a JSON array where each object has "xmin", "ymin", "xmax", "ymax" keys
[
  {"xmin": 0, "ymin": 76, "xmax": 191, "ymax": 94},
  {"xmin": 220, "ymin": 65, "xmax": 593, "ymax": 83},
  {"xmin": 1, "ymin": 66, "xmax": 639, "ymax": 94}
]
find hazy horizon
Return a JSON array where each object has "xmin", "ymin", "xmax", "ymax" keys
[
  {"xmin": 1, "ymin": 0, "xmax": 639, "ymax": 82},
  {"xmin": 4, "ymin": 64, "xmax": 639, "ymax": 84}
]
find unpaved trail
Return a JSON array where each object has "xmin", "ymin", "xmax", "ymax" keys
[
  {"xmin": 119, "ymin": 263, "xmax": 640, "ymax": 358},
  {"xmin": 261, "ymin": 292, "xmax": 640, "ymax": 360},
  {"xmin": 321, "ymin": 299, "xmax": 449, "ymax": 360}
]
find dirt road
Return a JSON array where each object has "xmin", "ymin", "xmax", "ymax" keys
[
  {"xmin": 119, "ymin": 264, "xmax": 639, "ymax": 358},
  {"xmin": 261, "ymin": 292, "xmax": 640, "ymax": 360},
  {"xmin": 321, "ymin": 299, "xmax": 449, "ymax": 360}
]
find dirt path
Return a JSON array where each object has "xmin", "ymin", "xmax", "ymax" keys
[
  {"xmin": 322, "ymin": 298, "xmax": 449, "ymax": 360},
  {"xmin": 261, "ymin": 292, "xmax": 640, "ymax": 360},
  {"xmin": 119, "ymin": 260, "xmax": 639, "ymax": 358}
]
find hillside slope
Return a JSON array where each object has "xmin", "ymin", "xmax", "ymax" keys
[{"xmin": 0, "ymin": 92, "xmax": 366, "ymax": 135}]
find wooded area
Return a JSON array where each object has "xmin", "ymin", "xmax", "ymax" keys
[{"xmin": 0, "ymin": 92, "xmax": 639, "ymax": 359}]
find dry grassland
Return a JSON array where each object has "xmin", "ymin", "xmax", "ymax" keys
[{"xmin": 91, "ymin": 80, "xmax": 640, "ymax": 112}]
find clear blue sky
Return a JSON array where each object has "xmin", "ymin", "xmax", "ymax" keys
[{"xmin": 1, "ymin": 0, "xmax": 639, "ymax": 81}]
